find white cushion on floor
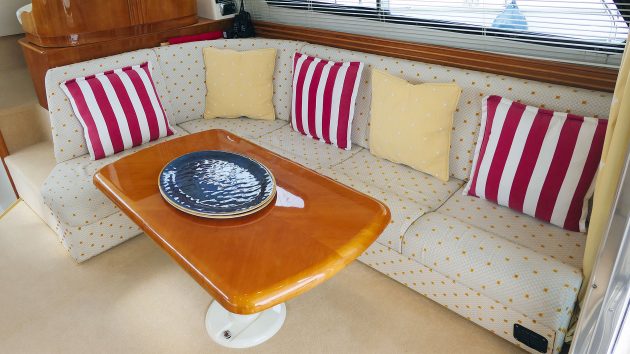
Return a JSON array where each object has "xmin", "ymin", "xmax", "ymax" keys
[{"xmin": 4, "ymin": 141, "xmax": 56, "ymax": 222}]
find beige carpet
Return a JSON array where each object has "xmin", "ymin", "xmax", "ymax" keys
[{"xmin": 0, "ymin": 202, "xmax": 524, "ymax": 354}]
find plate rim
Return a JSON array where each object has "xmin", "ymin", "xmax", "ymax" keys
[{"xmin": 158, "ymin": 150, "xmax": 276, "ymax": 218}]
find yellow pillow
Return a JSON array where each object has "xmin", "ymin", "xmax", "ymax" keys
[
  {"xmin": 203, "ymin": 47, "xmax": 276, "ymax": 120},
  {"xmin": 369, "ymin": 69, "xmax": 461, "ymax": 182}
]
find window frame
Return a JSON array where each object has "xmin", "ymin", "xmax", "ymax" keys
[{"xmin": 265, "ymin": 0, "xmax": 626, "ymax": 54}]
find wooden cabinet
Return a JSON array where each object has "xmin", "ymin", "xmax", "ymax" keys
[
  {"xmin": 17, "ymin": 0, "xmax": 234, "ymax": 108},
  {"xmin": 18, "ymin": 0, "xmax": 198, "ymax": 47}
]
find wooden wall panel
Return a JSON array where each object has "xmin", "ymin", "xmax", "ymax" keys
[{"xmin": 255, "ymin": 21, "xmax": 618, "ymax": 92}]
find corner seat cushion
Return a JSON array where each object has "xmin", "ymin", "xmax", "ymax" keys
[
  {"xmin": 439, "ymin": 187, "xmax": 585, "ymax": 269},
  {"xmin": 41, "ymin": 131, "xmax": 188, "ymax": 228},
  {"xmin": 402, "ymin": 212, "xmax": 582, "ymax": 333},
  {"xmin": 332, "ymin": 150, "xmax": 464, "ymax": 211},
  {"xmin": 153, "ymin": 38, "xmax": 306, "ymax": 123},
  {"xmin": 178, "ymin": 117, "xmax": 287, "ymax": 139},
  {"xmin": 322, "ymin": 168, "xmax": 428, "ymax": 252},
  {"xmin": 255, "ymin": 126, "xmax": 362, "ymax": 171}
]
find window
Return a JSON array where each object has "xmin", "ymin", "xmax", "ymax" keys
[{"xmin": 260, "ymin": 0, "xmax": 629, "ymax": 65}]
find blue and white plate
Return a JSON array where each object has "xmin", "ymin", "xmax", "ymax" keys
[{"xmin": 159, "ymin": 151, "xmax": 276, "ymax": 218}]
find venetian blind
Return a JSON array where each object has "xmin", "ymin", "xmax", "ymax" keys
[{"xmin": 248, "ymin": 0, "xmax": 629, "ymax": 67}]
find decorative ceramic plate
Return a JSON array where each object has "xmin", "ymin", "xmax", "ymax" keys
[{"xmin": 159, "ymin": 151, "xmax": 276, "ymax": 218}]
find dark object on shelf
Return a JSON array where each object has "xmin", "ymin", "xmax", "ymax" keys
[{"xmin": 226, "ymin": 0, "xmax": 256, "ymax": 38}]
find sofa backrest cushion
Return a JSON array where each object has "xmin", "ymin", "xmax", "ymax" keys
[
  {"xmin": 46, "ymin": 49, "xmax": 172, "ymax": 163},
  {"xmin": 300, "ymin": 44, "xmax": 613, "ymax": 181},
  {"xmin": 153, "ymin": 38, "xmax": 307, "ymax": 124}
]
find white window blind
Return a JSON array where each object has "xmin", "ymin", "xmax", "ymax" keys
[{"xmin": 248, "ymin": 0, "xmax": 629, "ymax": 67}]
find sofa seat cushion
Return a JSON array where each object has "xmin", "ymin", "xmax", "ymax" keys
[
  {"xmin": 440, "ymin": 187, "xmax": 585, "ymax": 269},
  {"xmin": 402, "ymin": 212, "xmax": 582, "ymax": 333},
  {"xmin": 255, "ymin": 126, "xmax": 362, "ymax": 170},
  {"xmin": 41, "ymin": 131, "xmax": 187, "ymax": 228},
  {"xmin": 332, "ymin": 150, "xmax": 464, "ymax": 211},
  {"xmin": 154, "ymin": 39, "xmax": 306, "ymax": 123},
  {"xmin": 322, "ymin": 168, "xmax": 428, "ymax": 252},
  {"xmin": 177, "ymin": 117, "xmax": 287, "ymax": 139}
]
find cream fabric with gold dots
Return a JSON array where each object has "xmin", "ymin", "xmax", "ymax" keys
[
  {"xmin": 178, "ymin": 117, "xmax": 287, "ymax": 139},
  {"xmin": 299, "ymin": 44, "xmax": 613, "ymax": 181},
  {"xmin": 360, "ymin": 242, "xmax": 561, "ymax": 354},
  {"xmin": 439, "ymin": 187, "xmax": 585, "ymax": 269},
  {"xmin": 41, "ymin": 131, "xmax": 187, "ymax": 233},
  {"xmin": 255, "ymin": 126, "xmax": 362, "ymax": 171},
  {"xmin": 45, "ymin": 207, "xmax": 142, "ymax": 263},
  {"xmin": 332, "ymin": 149, "xmax": 464, "ymax": 211},
  {"xmin": 402, "ymin": 213, "xmax": 581, "ymax": 341},
  {"xmin": 153, "ymin": 38, "xmax": 306, "ymax": 124},
  {"xmin": 321, "ymin": 167, "xmax": 428, "ymax": 252},
  {"xmin": 45, "ymin": 50, "xmax": 173, "ymax": 164}
]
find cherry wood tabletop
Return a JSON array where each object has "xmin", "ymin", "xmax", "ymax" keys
[{"xmin": 94, "ymin": 129, "xmax": 390, "ymax": 314}]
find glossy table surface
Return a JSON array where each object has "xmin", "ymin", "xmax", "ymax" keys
[{"xmin": 94, "ymin": 130, "xmax": 390, "ymax": 314}]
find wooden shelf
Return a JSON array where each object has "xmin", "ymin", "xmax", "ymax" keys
[{"xmin": 255, "ymin": 21, "xmax": 618, "ymax": 93}]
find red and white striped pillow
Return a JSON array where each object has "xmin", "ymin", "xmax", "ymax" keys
[
  {"xmin": 463, "ymin": 95, "xmax": 607, "ymax": 232},
  {"xmin": 291, "ymin": 53, "xmax": 364, "ymax": 150},
  {"xmin": 60, "ymin": 62, "xmax": 174, "ymax": 160}
]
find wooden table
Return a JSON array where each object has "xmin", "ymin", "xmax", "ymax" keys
[{"xmin": 93, "ymin": 129, "xmax": 390, "ymax": 348}]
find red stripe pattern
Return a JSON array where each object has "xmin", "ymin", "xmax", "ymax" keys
[
  {"xmin": 291, "ymin": 53, "xmax": 364, "ymax": 150},
  {"xmin": 60, "ymin": 62, "xmax": 174, "ymax": 160},
  {"xmin": 463, "ymin": 95, "xmax": 607, "ymax": 232}
]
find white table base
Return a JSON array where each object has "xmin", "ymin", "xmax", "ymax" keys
[{"xmin": 205, "ymin": 301, "xmax": 286, "ymax": 348}]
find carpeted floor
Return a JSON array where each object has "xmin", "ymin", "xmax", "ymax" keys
[{"xmin": 0, "ymin": 202, "xmax": 524, "ymax": 354}]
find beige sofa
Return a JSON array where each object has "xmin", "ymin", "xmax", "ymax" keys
[{"xmin": 5, "ymin": 38, "xmax": 613, "ymax": 353}]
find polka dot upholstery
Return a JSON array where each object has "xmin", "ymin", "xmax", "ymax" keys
[
  {"xmin": 332, "ymin": 149, "xmax": 464, "ymax": 210},
  {"xmin": 42, "ymin": 131, "xmax": 187, "ymax": 233},
  {"xmin": 439, "ymin": 187, "xmax": 585, "ymax": 269},
  {"xmin": 359, "ymin": 242, "xmax": 561, "ymax": 354},
  {"xmin": 39, "ymin": 38, "xmax": 610, "ymax": 352},
  {"xmin": 178, "ymin": 117, "xmax": 288, "ymax": 139},
  {"xmin": 153, "ymin": 39, "xmax": 306, "ymax": 124},
  {"xmin": 45, "ymin": 50, "xmax": 173, "ymax": 164},
  {"xmin": 299, "ymin": 44, "xmax": 613, "ymax": 181},
  {"xmin": 255, "ymin": 126, "xmax": 362, "ymax": 171},
  {"xmin": 402, "ymin": 213, "xmax": 581, "ymax": 349},
  {"xmin": 321, "ymin": 167, "xmax": 428, "ymax": 252},
  {"xmin": 45, "ymin": 206, "xmax": 142, "ymax": 263}
]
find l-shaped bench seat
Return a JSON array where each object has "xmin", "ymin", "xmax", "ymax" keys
[{"xmin": 5, "ymin": 38, "xmax": 612, "ymax": 353}]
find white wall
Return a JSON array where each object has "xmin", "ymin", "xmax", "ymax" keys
[{"xmin": 0, "ymin": 0, "xmax": 30, "ymax": 37}]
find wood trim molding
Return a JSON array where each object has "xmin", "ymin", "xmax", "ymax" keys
[
  {"xmin": 0, "ymin": 130, "xmax": 18, "ymax": 199},
  {"xmin": 255, "ymin": 21, "xmax": 618, "ymax": 92}
]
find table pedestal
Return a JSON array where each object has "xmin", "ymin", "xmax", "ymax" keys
[{"xmin": 205, "ymin": 301, "xmax": 286, "ymax": 348}]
